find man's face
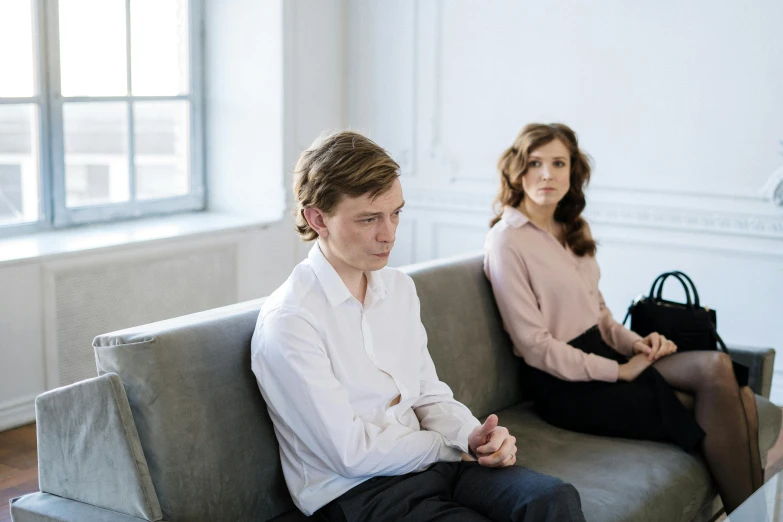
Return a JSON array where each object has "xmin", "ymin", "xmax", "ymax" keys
[{"xmin": 321, "ymin": 178, "xmax": 404, "ymax": 274}]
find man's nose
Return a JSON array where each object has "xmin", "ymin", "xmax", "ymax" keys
[{"xmin": 377, "ymin": 218, "xmax": 396, "ymax": 243}]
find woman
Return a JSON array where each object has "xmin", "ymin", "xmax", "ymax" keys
[{"xmin": 483, "ymin": 123, "xmax": 761, "ymax": 513}]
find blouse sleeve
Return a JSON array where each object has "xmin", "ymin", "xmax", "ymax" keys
[
  {"xmin": 584, "ymin": 223, "xmax": 642, "ymax": 357},
  {"xmin": 485, "ymin": 243, "xmax": 619, "ymax": 383},
  {"xmin": 596, "ymin": 290, "xmax": 642, "ymax": 357}
]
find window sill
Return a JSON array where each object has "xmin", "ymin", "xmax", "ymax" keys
[{"xmin": 0, "ymin": 211, "xmax": 282, "ymax": 267}]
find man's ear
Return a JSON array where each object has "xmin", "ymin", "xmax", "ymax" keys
[{"xmin": 303, "ymin": 207, "xmax": 329, "ymax": 239}]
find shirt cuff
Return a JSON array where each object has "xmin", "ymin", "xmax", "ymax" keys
[
  {"xmin": 586, "ymin": 354, "xmax": 619, "ymax": 382},
  {"xmin": 437, "ymin": 440, "xmax": 464, "ymax": 462},
  {"xmin": 453, "ymin": 417, "xmax": 482, "ymax": 455}
]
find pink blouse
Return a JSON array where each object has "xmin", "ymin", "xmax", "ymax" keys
[{"xmin": 483, "ymin": 206, "xmax": 642, "ymax": 383}]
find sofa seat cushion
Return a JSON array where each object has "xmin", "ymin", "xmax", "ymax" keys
[{"xmin": 494, "ymin": 396, "xmax": 781, "ymax": 522}]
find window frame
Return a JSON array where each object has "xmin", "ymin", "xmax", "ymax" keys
[{"xmin": 0, "ymin": 0, "xmax": 205, "ymax": 237}]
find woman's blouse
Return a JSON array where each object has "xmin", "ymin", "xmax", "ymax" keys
[{"xmin": 483, "ymin": 206, "xmax": 642, "ymax": 382}]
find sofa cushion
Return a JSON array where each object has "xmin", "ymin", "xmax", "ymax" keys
[
  {"xmin": 35, "ymin": 373, "xmax": 162, "ymax": 521},
  {"xmin": 10, "ymin": 492, "xmax": 152, "ymax": 522},
  {"xmin": 94, "ymin": 299, "xmax": 293, "ymax": 522},
  {"xmin": 495, "ymin": 395, "xmax": 781, "ymax": 522}
]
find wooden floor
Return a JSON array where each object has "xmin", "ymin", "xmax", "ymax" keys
[
  {"xmin": 2, "ymin": 418, "xmax": 783, "ymax": 522},
  {"xmin": 0, "ymin": 424, "xmax": 37, "ymax": 522}
]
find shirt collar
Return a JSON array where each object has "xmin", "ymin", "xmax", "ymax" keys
[
  {"xmin": 502, "ymin": 206, "xmax": 574, "ymax": 256},
  {"xmin": 501, "ymin": 206, "xmax": 531, "ymax": 228},
  {"xmin": 307, "ymin": 243, "xmax": 387, "ymax": 307}
]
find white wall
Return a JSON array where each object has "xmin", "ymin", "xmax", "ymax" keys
[
  {"xmin": 287, "ymin": 0, "xmax": 348, "ymax": 260},
  {"xmin": 205, "ymin": 0, "xmax": 285, "ymax": 221},
  {"xmin": 0, "ymin": 0, "xmax": 346, "ymax": 431},
  {"xmin": 344, "ymin": 1, "xmax": 783, "ymax": 398}
]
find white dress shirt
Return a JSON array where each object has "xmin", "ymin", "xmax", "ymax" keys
[{"xmin": 251, "ymin": 244, "xmax": 481, "ymax": 516}]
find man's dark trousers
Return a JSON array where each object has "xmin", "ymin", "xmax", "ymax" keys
[{"xmin": 315, "ymin": 461, "xmax": 586, "ymax": 521}]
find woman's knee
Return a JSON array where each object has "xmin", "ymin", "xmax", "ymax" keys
[{"xmin": 702, "ymin": 352, "xmax": 735, "ymax": 386}]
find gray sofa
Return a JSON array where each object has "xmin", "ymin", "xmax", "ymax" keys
[{"xmin": 10, "ymin": 253, "xmax": 782, "ymax": 522}]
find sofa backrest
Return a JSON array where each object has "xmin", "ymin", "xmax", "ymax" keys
[
  {"xmin": 93, "ymin": 252, "xmax": 521, "ymax": 521},
  {"xmin": 94, "ymin": 299, "xmax": 289, "ymax": 522},
  {"xmin": 404, "ymin": 253, "xmax": 522, "ymax": 418}
]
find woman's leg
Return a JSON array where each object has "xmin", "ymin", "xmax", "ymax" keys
[
  {"xmin": 740, "ymin": 386, "xmax": 763, "ymax": 489},
  {"xmin": 652, "ymin": 351, "xmax": 756, "ymax": 513},
  {"xmin": 670, "ymin": 387, "xmax": 762, "ymax": 489}
]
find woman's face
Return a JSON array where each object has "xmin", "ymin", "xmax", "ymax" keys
[{"xmin": 519, "ymin": 138, "xmax": 571, "ymax": 210}]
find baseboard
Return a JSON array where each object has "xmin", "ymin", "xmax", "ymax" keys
[{"xmin": 0, "ymin": 394, "xmax": 37, "ymax": 432}]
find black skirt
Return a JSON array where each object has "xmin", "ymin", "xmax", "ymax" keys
[{"xmin": 522, "ymin": 326, "xmax": 705, "ymax": 453}]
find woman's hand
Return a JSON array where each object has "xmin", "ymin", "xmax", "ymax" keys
[
  {"xmin": 618, "ymin": 354, "xmax": 654, "ymax": 382},
  {"xmin": 633, "ymin": 332, "xmax": 677, "ymax": 362}
]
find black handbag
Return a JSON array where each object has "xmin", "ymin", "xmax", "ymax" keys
[{"xmin": 622, "ymin": 271, "xmax": 749, "ymax": 387}]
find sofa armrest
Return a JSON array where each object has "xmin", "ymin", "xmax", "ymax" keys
[
  {"xmin": 34, "ymin": 374, "xmax": 162, "ymax": 521},
  {"xmin": 726, "ymin": 345, "xmax": 775, "ymax": 399},
  {"xmin": 10, "ymin": 492, "xmax": 152, "ymax": 522}
]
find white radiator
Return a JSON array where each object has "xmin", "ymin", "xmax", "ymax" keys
[{"xmin": 45, "ymin": 244, "xmax": 238, "ymax": 387}]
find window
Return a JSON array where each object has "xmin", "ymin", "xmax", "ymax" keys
[{"xmin": 0, "ymin": 0, "xmax": 203, "ymax": 235}]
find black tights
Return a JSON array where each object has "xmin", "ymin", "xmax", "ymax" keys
[{"xmin": 653, "ymin": 351, "xmax": 762, "ymax": 513}]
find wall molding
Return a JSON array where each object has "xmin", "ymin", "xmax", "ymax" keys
[
  {"xmin": 587, "ymin": 203, "xmax": 783, "ymax": 239},
  {"xmin": 405, "ymin": 187, "xmax": 783, "ymax": 240},
  {"xmin": 0, "ymin": 393, "xmax": 37, "ymax": 432}
]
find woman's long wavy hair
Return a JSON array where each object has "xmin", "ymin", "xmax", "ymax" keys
[{"xmin": 491, "ymin": 123, "xmax": 596, "ymax": 257}]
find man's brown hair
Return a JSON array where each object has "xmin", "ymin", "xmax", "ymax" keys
[{"xmin": 293, "ymin": 131, "xmax": 400, "ymax": 241}]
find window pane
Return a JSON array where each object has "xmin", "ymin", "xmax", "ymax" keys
[
  {"xmin": 130, "ymin": 0, "xmax": 189, "ymax": 96},
  {"xmin": 59, "ymin": 0, "xmax": 127, "ymax": 96},
  {"xmin": 134, "ymin": 101, "xmax": 189, "ymax": 200},
  {"xmin": 63, "ymin": 103, "xmax": 129, "ymax": 207},
  {"xmin": 0, "ymin": 0, "xmax": 36, "ymax": 97},
  {"xmin": 0, "ymin": 104, "xmax": 40, "ymax": 225}
]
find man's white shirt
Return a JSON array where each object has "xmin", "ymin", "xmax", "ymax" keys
[{"xmin": 251, "ymin": 244, "xmax": 481, "ymax": 516}]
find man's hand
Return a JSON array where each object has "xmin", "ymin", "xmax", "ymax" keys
[
  {"xmin": 632, "ymin": 332, "xmax": 677, "ymax": 362},
  {"xmin": 467, "ymin": 414, "xmax": 517, "ymax": 468}
]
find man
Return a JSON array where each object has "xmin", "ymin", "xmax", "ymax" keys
[{"xmin": 251, "ymin": 131, "xmax": 585, "ymax": 521}]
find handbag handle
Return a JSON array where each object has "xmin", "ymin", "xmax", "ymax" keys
[
  {"xmin": 669, "ymin": 271, "xmax": 701, "ymax": 308},
  {"xmin": 628, "ymin": 271, "xmax": 691, "ymax": 326},
  {"xmin": 652, "ymin": 272, "xmax": 694, "ymax": 307},
  {"xmin": 647, "ymin": 273, "xmax": 670, "ymax": 298},
  {"xmin": 711, "ymin": 323, "xmax": 729, "ymax": 354}
]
